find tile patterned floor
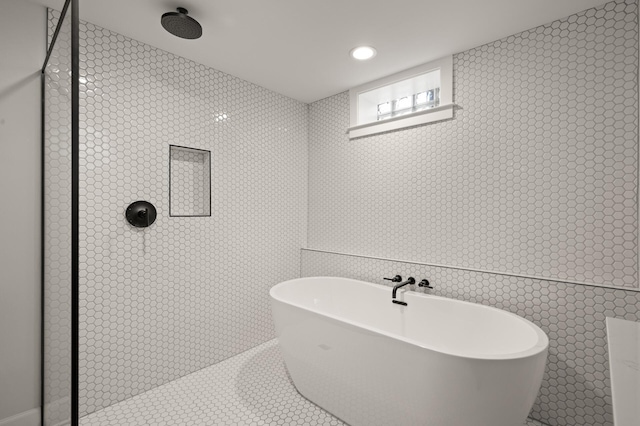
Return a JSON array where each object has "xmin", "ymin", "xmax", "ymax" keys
[{"xmin": 80, "ymin": 339, "xmax": 548, "ymax": 426}]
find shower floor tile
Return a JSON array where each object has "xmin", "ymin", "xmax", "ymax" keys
[
  {"xmin": 80, "ymin": 339, "xmax": 548, "ymax": 426},
  {"xmin": 80, "ymin": 339, "xmax": 342, "ymax": 426}
]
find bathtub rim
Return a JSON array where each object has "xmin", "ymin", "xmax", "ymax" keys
[{"xmin": 270, "ymin": 276, "xmax": 549, "ymax": 361}]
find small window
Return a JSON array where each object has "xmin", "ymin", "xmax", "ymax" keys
[
  {"xmin": 169, "ymin": 145, "xmax": 211, "ymax": 217},
  {"xmin": 349, "ymin": 56, "xmax": 453, "ymax": 139}
]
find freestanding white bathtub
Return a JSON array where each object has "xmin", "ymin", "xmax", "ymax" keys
[{"xmin": 270, "ymin": 277, "xmax": 548, "ymax": 426}]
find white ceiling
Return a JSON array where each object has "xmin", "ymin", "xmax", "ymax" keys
[{"xmin": 30, "ymin": 0, "xmax": 610, "ymax": 103}]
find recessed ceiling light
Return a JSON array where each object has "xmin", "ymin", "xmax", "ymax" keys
[{"xmin": 350, "ymin": 46, "xmax": 377, "ymax": 61}]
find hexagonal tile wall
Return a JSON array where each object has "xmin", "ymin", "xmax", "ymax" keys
[
  {"xmin": 308, "ymin": 0, "xmax": 638, "ymax": 290},
  {"xmin": 301, "ymin": 249, "xmax": 640, "ymax": 426},
  {"xmin": 47, "ymin": 10, "xmax": 309, "ymax": 417}
]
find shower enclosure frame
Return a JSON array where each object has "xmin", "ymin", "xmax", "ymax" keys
[{"xmin": 41, "ymin": 0, "xmax": 80, "ymax": 424}]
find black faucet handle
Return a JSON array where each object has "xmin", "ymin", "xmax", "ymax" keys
[
  {"xmin": 418, "ymin": 279, "xmax": 433, "ymax": 289},
  {"xmin": 384, "ymin": 275, "xmax": 402, "ymax": 283}
]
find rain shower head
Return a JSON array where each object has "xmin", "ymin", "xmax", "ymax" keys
[{"xmin": 161, "ymin": 7, "xmax": 202, "ymax": 40}]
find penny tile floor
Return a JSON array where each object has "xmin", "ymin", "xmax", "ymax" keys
[{"xmin": 81, "ymin": 339, "xmax": 548, "ymax": 426}]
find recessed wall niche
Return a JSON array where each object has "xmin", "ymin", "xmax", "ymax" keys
[{"xmin": 169, "ymin": 145, "xmax": 211, "ymax": 217}]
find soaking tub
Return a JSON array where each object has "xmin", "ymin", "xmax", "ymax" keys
[{"xmin": 270, "ymin": 277, "xmax": 548, "ymax": 426}]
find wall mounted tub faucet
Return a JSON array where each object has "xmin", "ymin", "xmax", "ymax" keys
[
  {"xmin": 384, "ymin": 276, "xmax": 415, "ymax": 306},
  {"xmin": 392, "ymin": 277, "xmax": 415, "ymax": 299}
]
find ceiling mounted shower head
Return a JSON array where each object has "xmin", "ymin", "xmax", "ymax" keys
[{"xmin": 161, "ymin": 7, "xmax": 202, "ymax": 40}]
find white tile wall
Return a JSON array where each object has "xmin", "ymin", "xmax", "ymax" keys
[
  {"xmin": 308, "ymin": 0, "xmax": 639, "ymax": 289},
  {"xmin": 45, "ymin": 15, "xmax": 309, "ymax": 416}
]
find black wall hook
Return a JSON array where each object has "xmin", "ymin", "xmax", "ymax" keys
[{"xmin": 126, "ymin": 201, "xmax": 157, "ymax": 228}]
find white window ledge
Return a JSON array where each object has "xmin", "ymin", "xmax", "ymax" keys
[
  {"xmin": 347, "ymin": 103, "xmax": 454, "ymax": 139},
  {"xmin": 348, "ymin": 56, "xmax": 453, "ymax": 139}
]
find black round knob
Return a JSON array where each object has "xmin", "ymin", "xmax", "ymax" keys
[
  {"xmin": 126, "ymin": 201, "xmax": 157, "ymax": 228},
  {"xmin": 418, "ymin": 279, "xmax": 433, "ymax": 289}
]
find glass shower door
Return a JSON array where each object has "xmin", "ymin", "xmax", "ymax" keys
[{"xmin": 42, "ymin": 1, "xmax": 78, "ymax": 424}]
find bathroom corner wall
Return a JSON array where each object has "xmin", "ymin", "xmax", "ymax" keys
[
  {"xmin": 46, "ymin": 15, "xmax": 309, "ymax": 415},
  {"xmin": 306, "ymin": 1, "xmax": 639, "ymax": 426}
]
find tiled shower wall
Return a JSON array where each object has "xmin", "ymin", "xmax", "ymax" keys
[
  {"xmin": 308, "ymin": 0, "xmax": 639, "ymax": 290},
  {"xmin": 45, "ymin": 15, "xmax": 309, "ymax": 415},
  {"xmin": 305, "ymin": 1, "xmax": 639, "ymax": 426}
]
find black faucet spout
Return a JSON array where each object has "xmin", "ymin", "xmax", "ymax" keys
[{"xmin": 392, "ymin": 277, "xmax": 415, "ymax": 299}]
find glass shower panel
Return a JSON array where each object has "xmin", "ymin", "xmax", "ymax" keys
[{"xmin": 43, "ymin": 7, "xmax": 72, "ymax": 426}]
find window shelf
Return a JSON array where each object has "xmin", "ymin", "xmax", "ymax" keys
[
  {"xmin": 347, "ymin": 103, "xmax": 454, "ymax": 139},
  {"xmin": 348, "ymin": 56, "xmax": 453, "ymax": 139}
]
